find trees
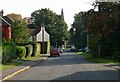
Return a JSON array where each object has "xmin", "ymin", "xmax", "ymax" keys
[
  {"xmin": 12, "ymin": 20, "xmax": 30, "ymax": 44},
  {"xmin": 84, "ymin": 2, "xmax": 120, "ymax": 58},
  {"xmin": 6, "ymin": 13, "xmax": 30, "ymax": 44},
  {"xmin": 69, "ymin": 12, "xmax": 87, "ymax": 50},
  {"xmin": 31, "ymin": 8, "xmax": 68, "ymax": 47},
  {"xmin": 70, "ymin": 2, "xmax": 120, "ymax": 60},
  {"xmin": 6, "ymin": 13, "xmax": 22, "ymax": 20},
  {"xmin": 6, "ymin": 13, "xmax": 30, "ymax": 43}
]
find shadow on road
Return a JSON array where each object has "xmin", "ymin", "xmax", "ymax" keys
[
  {"xmin": 34, "ymin": 52, "xmax": 94, "ymax": 67},
  {"xmin": 49, "ymin": 70, "xmax": 119, "ymax": 80}
]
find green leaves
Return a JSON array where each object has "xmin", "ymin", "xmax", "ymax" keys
[
  {"xmin": 12, "ymin": 20, "xmax": 30, "ymax": 44},
  {"xmin": 31, "ymin": 8, "xmax": 68, "ymax": 47}
]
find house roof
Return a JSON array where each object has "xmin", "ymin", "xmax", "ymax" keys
[
  {"xmin": 28, "ymin": 29, "xmax": 40, "ymax": 36},
  {"xmin": 1, "ymin": 17, "xmax": 11, "ymax": 27},
  {"xmin": 27, "ymin": 23, "xmax": 41, "ymax": 36},
  {"xmin": 1, "ymin": 16, "xmax": 14, "ymax": 27},
  {"xmin": 3, "ymin": 16, "xmax": 14, "ymax": 25}
]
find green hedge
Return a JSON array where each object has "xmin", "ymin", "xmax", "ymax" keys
[
  {"xmin": 25, "ymin": 45, "xmax": 33, "ymax": 58},
  {"xmin": 36, "ymin": 43, "xmax": 40, "ymax": 56},
  {"xmin": 40, "ymin": 42, "xmax": 50, "ymax": 54},
  {"xmin": 2, "ymin": 41, "xmax": 17, "ymax": 64},
  {"xmin": 16, "ymin": 46, "xmax": 26, "ymax": 59},
  {"xmin": 47, "ymin": 41, "xmax": 50, "ymax": 54},
  {"xmin": 31, "ymin": 43, "xmax": 41, "ymax": 56}
]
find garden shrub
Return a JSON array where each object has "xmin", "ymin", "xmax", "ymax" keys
[
  {"xmin": 25, "ymin": 45, "xmax": 33, "ymax": 58},
  {"xmin": 2, "ymin": 41, "xmax": 17, "ymax": 64},
  {"xmin": 47, "ymin": 41, "xmax": 50, "ymax": 54},
  {"xmin": 16, "ymin": 46, "xmax": 26, "ymax": 59},
  {"xmin": 31, "ymin": 43, "xmax": 40, "ymax": 56},
  {"xmin": 31, "ymin": 43, "xmax": 36, "ymax": 56},
  {"xmin": 113, "ymin": 52, "xmax": 120, "ymax": 63},
  {"xmin": 40, "ymin": 42, "xmax": 50, "ymax": 54},
  {"xmin": 36, "ymin": 43, "xmax": 40, "ymax": 56}
]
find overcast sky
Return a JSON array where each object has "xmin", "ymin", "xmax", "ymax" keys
[{"xmin": 0, "ymin": 0, "xmax": 95, "ymax": 29}]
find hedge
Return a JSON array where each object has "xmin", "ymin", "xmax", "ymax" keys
[
  {"xmin": 2, "ymin": 41, "xmax": 17, "ymax": 64},
  {"xmin": 47, "ymin": 41, "xmax": 50, "ymax": 54},
  {"xmin": 25, "ymin": 45, "xmax": 33, "ymax": 58},
  {"xmin": 31, "ymin": 43, "xmax": 41, "ymax": 56},
  {"xmin": 40, "ymin": 42, "xmax": 50, "ymax": 54},
  {"xmin": 16, "ymin": 46, "xmax": 26, "ymax": 59}
]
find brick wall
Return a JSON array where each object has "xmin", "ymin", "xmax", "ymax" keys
[{"xmin": 2, "ymin": 26, "xmax": 11, "ymax": 40}]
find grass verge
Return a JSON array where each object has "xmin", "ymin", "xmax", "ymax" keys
[
  {"xmin": 0, "ymin": 54, "xmax": 42, "ymax": 71},
  {"xmin": 77, "ymin": 52, "xmax": 116, "ymax": 64},
  {"xmin": 0, "ymin": 61, "xmax": 22, "ymax": 71}
]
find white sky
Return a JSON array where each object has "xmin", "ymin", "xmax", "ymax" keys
[{"xmin": 0, "ymin": 0, "xmax": 95, "ymax": 29}]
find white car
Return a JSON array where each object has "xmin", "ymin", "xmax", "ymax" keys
[{"xmin": 85, "ymin": 46, "xmax": 89, "ymax": 53}]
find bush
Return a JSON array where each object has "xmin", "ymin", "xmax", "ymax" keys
[
  {"xmin": 16, "ymin": 46, "xmax": 26, "ymax": 59},
  {"xmin": 36, "ymin": 43, "xmax": 40, "ymax": 56},
  {"xmin": 47, "ymin": 41, "xmax": 50, "ymax": 54},
  {"xmin": 40, "ymin": 42, "xmax": 50, "ymax": 54},
  {"xmin": 31, "ymin": 43, "xmax": 40, "ymax": 56},
  {"xmin": 113, "ymin": 52, "xmax": 120, "ymax": 63},
  {"xmin": 2, "ymin": 41, "xmax": 17, "ymax": 64},
  {"xmin": 25, "ymin": 45, "xmax": 33, "ymax": 58}
]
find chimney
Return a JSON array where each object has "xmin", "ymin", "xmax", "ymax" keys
[{"xmin": 0, "ymin": 10, "xmax": 4, "ymax": 17}]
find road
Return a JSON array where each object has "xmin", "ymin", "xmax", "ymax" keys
[{"xmin": 7, "ymin": 50, "xmax": 118, "ymax": 80}]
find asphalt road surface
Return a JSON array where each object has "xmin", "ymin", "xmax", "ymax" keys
[{"xmin": 7, "ymin": 50, "xmax": 119, "ymax": 80}]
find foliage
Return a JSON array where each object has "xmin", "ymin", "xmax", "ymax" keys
[
  {"xmin": 78, "ymin": 52, "xmax": 116, "ymax": 64},
  {"xmin": 32, "ymin": 43, "xmax": 40, "ymax": 56},
  {"xmin": 40, "ymin": 42, "xmax": 50, "ymax": 54},
  {"xmin": 69, "ymin": 12, "xmax": 87, "ymax": 50},
  {"xmin": 36, "ymin": 43, "xmax": 41, "ymax": 56},
  {"xmin": 6, "ymin": 13, "xmax": 22, "ymax": 20},
  {"xmin": 31, "ymin": 8, "xmax": 68, "ymax": 47},
  {"xmin": 0, "ymin": 61, "xmax": 21, "ymax": 71},
  {"xmin": 16, "ymin": 46, "xmax": 26, "ymax": 59},
  {"xmin": 87, "ymin": 2, "xmax": 120, "ymax": 58},
  {"xmin": 47, "ymin": 41, "xmax": 50, "ymax": 54},
  {"xmin": 25, "ymin": 45, "xmax": 33, "ymax": 58},
  {"xmin": 71, "ymin": 2, "xmax": 120, "ymax": 59},
  {"xmin": 12, "ymin": 20, "xmax": 30, "ymax": 44},
  {"xmin": 2, "ymin": 41, "xmax": 17, "ymax": 64}
]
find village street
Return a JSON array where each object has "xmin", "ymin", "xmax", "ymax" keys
[{"xmin": 6, "ymin": 50, "xmax": 118, "ymax": 80}]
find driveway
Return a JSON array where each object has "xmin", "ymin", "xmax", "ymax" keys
[{"xmin": 7, "ymin": 50, "xmax": 119, "ymax": 80}]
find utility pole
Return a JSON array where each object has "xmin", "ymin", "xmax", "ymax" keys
[{"xmin": 41, "ymin": 19, "xmax": 44, "ymax": 54}]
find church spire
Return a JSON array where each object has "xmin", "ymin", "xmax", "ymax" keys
[{"xmin": 61, "ymin": 8, "xmax": 64, "ymax": 20}]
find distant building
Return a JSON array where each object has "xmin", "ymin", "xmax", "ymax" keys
[{"xmin": 28, "ymin": 22, "xmax": 50, "ymax": 54}]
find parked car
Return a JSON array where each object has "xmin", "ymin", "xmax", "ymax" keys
[
  {"xmin": 70, "ymin": 46, "xmax": 76, "ymax": 51},
  {"xmin": 79, "ymin": 48, "xmax": 85, "ymax": 52},
  {"xmin": 59, "ymin": 49, "xmax": 63, "ymax": 53},
  {"xmin": 58, "ymin": 47, "xmax": 63, "ymax": 53},
  {"xmin": 50, "ymin": 48, "xmax": 60, "ymax": 57},
  {"xmin": 85, "ymin": 46, "xmax": 90, "ymax": 53}
]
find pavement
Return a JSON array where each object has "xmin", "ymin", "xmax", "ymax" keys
[
  {"xmin": 0, "ymin": 56, "xmax": 48, "ymax": 82},
  {"xmin": 103, "ymin": 64, "xmax": 120, "ymax": 70}
]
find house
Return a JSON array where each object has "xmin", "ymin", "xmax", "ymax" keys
[
  {"xmin": 28, "ymin": 22, "xmax": 50, "ymax": 54},
  {"xmin": 0, "ymin": 10, "xmax": 14, "ymax": 41}
]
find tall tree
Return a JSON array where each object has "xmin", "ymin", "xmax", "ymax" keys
[
  {"xmin": 31, "ymin": 8, "xmax": 68, "ymax": 47},
  {"xmin": 12, "ymin": 20, "xmax": 30, "ymax": 44},
  {"xmin": 6, "ymin": 13, "xmax": 22, "ymax": 20},
  {"xmin": 69, "ymin": 12, "xmax": 87, "ymax": 49}
]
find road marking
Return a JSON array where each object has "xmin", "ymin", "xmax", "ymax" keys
[{"xmin": 0, "ymin": 57, "xmax": 48, "ymax": 82}]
